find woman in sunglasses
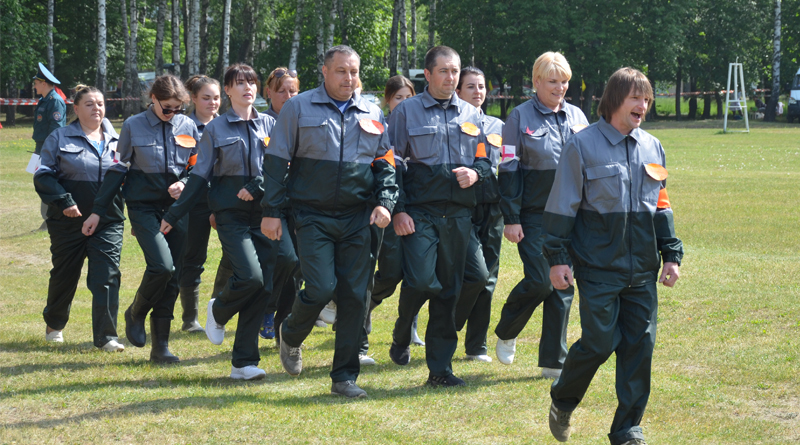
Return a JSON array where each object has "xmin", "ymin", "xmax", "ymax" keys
[
  {"xmin": 263, "ymin": 67, "xmax": 299, "ymax": 119},
  {"xmin": 83, "ymin": 74, "xmax": 199, "ymax": 364},
  {"xmin": 159, "ymin": 64, "xmax": 279, "ymax": 380}
]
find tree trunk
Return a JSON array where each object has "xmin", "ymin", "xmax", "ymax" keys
[
  {"xmin": 702, "ymin": 90, "xmax": 712, "ymax": 119},
  {"xmin": 688, "ymin": 76, "xmax": 697, "ymax": 119},
  {"xmin": 289, "ymin": 0, "xmax": 304, "ymax": 70},
  {"xmin": 389, "ymin": 0, "xmax": 399, "ymax": 76},
  {"xmin": 154, "ymin": 0, "xmax": 166, "ymax": 75},
  {"xmin": 47, "ymin": 0, "xmax": 54, "ymax": 71},
  {"xmin": 96, "ymin": 0, "xmax": 108, "ymax": 93},
  {"xmin": 316, "ymin": 0, "xmax": 325, "ymax": 84},
  {"xmin": 215, "ymin": 0, "xmax": 231, "ymax": 77},
  {"xmin": 400, "ymin": 0, "xmax": 409, "ymax": 78},
  {"xmin": 182, "ymin": 0, "xmax": 189, "ymax": 76},
  {"xmin": 199, "ymin": 0, "xmax": 209, "ymax": 74},
  {"xmin": 765, "ymin": 0, "xmax": 781, "ymax": 122},
  {"xmin": 190, "ymin": 0, "xmax": 200, "ymax": 74},
  {"xmin": 6, "ymin": 77, "xmax": 17, "ymax": 126},
  {"xmin": 120, "ymin": 0, "xmax": 132, "ymax": 119},
  {"xmin": 171, "ymin": 0, "xmax": 181, "ymax": 78},
  {"xmin": 327, "ymin": 0, "xmax": 336, "ymax": 50},
  {"xmin": 129, "ymin": 0, "xmax": 141, "ymax": 111},
  {"xmin": 647, "ymin": 74, "xmax": 657, "ymax": 120},
  {"xmin": 568, "ymin": 80, "xmax": 581, "ymax": 109},
  {"xmin": 715, "ymin": 92, "xmax": 723, "ymax": 119},
  {"xmin": 675, "ymin": 61, "xmax": 682, "ymax": 121},
  {"xmin": 581, "ymin": 83, "xmax": 595, "ymax": 121},
  {"xmin": 410, "ymin": 0, "xmax": 416, "ymax": 68},
  {"xmin": 338, "ymin": 0, "xmax": 347, "ymax": 45},
  {"xmin": 236, "ymin": 0, "xmax": 256, "ymax": 65},
  {"xmin": 427, "ymin": 0, "xmax": 435, "ymax": 50}
]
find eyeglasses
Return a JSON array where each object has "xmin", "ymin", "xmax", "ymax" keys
[
  {"xmin": 156, "ymin": 98, "xmax": 185, "ymax": 116},
  {"xmin": 274, "ymin": 69, "xmax": 298, "ymax": 79}
]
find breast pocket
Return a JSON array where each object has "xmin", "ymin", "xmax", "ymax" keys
[
  {"xmin": 215, "ymin": 137, "xmax": 244, "ymax": 176},
  {"xmin": 298, "ymin": 116, "xmax": 329, "ymax": 156},
  {"xmin": 585, "ymin": 163, "xmax": 623, "ymax": 206},
  {"xmin": 408, "ymin": 125, "xmax": 440, "ymax": 164},
  {"xmin": 130, "ymin": 136, "xmax": 164, "ymax": 172},
  {"xmin": 522, "ymin": 128, "xmax": 555, "ymax": 169},
  {"xmin": 58, "ymin": 143, "xmax": 88, "ymax": 179},
  {"xmin": 173, "ymin": 134, "xmax": 196, "ymax": 168},
  {"xmin": 640, "ymin": 161, "xmax": 662, "ymax": 204}
]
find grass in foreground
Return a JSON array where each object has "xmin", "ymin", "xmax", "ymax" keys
[{"xmin": 1, "ymin": 121, "xmax": 799, "ymax": 443}]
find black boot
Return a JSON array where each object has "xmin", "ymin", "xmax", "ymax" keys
[
  {"xmin": 179, "ymin": 285, "xmax": 205, "ymax": 333},
  {"xmin": 150, "ymin": 317, "xmax": 180, "ymax": 364},
  {"xmin": 125, "ymin": 292, "xmax": 151, "ymax": 348},
  {"xmin": 211, "ymin": 263, "xmax": 233, "ymax": 299}
]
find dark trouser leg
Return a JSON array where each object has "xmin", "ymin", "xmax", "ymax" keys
[
  {"xmin": 539, "ymin": 286, "xmax": 574, "ymax": 369},
  {"xmin": 211, "ymin": 254, "xmax": 234, "ymax": 299},
  {"xmin": 215, "ymin": 213, "xmax": 277, "ymax": 368},
  {"xmin": 459, "ymin": 203, "xmax": 503, "ymax": 356},
  {"xmin": 275, "ymin": 212, "xmax": 302, "ymax": 344},
  {"xmin": 86, "ymin": 222, "xmax": 124, "ymax": 347},
  {"xmin": 127, "ymin": 206, "xmax": 187, "ymax": 319},
  {"xmin": 180, "ymin": 198, "xmax": 212, "ymax": 288},
  {"xmin": 371, "ymin": 221, "xmax": 403, "ymax": 303},
  {"xmin": 550, "ymin": 280, "xmax": 656, "ymax": 445},
  {"xmin": 266, "ymin": 218, "xmax": 297, "ymax": 314},
  {"xmin": 359, "ymin": 224, "xmax": 384, "ymax": 355},
  {"xmin": 42, "ymin": 220, "xmax": 88, "ymax": 331},
  {"xmin": 455, "ymin": 228, "xmax": 488, "ymax": 335},
  {"xmin": 494, "ymin": 214, "xmax": 552, "ymax": 340},
  {"xmin": 35, "ymin": 141, "xmax": 47, "ymax": 223}
]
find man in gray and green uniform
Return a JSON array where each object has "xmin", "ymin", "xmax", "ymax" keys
[
  {"xmin": 261, "ymin": 45, "xmax": 397, "ymax": 399},
  {"xmin": 543, "ymin": 67, "xmax": 682, "ymax": 445},
  {"xmin": 388, "ymin": 46, "xmax": 491, "ymax": 387}
]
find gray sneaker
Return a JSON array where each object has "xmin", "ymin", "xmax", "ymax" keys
[
  {"xmin": 331, "ymin": 380, "xmax": 367, "ymax": 398},
  {"xmin": 549, "ymin": 402, "xmax": 573, "ymax": 442},
  {"xmin": 279, "ymin": 322, "xmax": 302, "ymax": 376}
]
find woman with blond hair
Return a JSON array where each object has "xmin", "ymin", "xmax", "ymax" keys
[
  {"xmin": 84, "ymin": 75, "xmax": 199, "ymax": 363},
  {"xmin": 493, "ymin": 52, "xmax": 588, "ymax": 378}
]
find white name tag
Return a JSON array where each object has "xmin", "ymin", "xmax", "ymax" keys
[
  {"xmin": 500, "ymin": 145, "xmax": 517, "ymax": 163},
  {"xmin": 26, "ymin": 153, "xmax": 41, "ymax": 174}
]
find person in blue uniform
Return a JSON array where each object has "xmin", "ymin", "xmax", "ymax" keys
[
  {"xmin": 32, "ymin": 63, "xmax": 67, "ymax": 230},
  {"xmin": 34, "ymin": 85, "xmax": 125, "ymax": 351}
]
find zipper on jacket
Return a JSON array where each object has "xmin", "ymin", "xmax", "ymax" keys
[
  {"xmin": 625, "ymin": 136, "xmax": 634, "ymax": 286},
  {"xmin": 333, "ymin": 109, "xmax": 345, "ymax": 214},
  {"xmin": 554, "ymin": 112, "xmax": 565, "ymax": 146},
  {"xmin": 443, "ymin": 103, "xmax": 450, "ymax": 217},
  {"xmin": 162, "ymin": 122, "xmax": 169, "ymax": 190}
]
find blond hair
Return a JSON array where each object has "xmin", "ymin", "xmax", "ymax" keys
[{"xmin": 532, "ymin": 52, "xmax": 572, "ymax": 82}]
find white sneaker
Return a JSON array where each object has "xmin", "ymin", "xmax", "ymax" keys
[
  {"xmin": 542, "ymin": 367, "xmax": 562, "ymax": 380},
  {"xmin": 314, "ymin": 319, "xmax": 328, "ymax": 328},
  {"xmin": 206, "ymin": 298, "xmax": 225, "ymax": 345},
  {"xmin": 496, "ymin": 338, "xmax": 516, "ymax": 365},
  {"xmin": 465, "ymin": 354, "xmax": 492, "ymax": 363},
  {"xmin": 230, "ymin": 365, "xmax": 266, "ymax": 380},
  {"xmin": 100, "ymin": 339, "xmax": 125, "ymax": 352},
  {"xmin": 411, "ymin": 329, "xmax": 425, "ymax": 346},
  {"xmin": 359, "ymin": 354, "xmax": 376, "ymax": 366},
  {"xmin": 319, "ymin": 301, "xmax": 337, "ymax": 324},
  {"xmin": 45, "ymin": 329, "xmax": 63, "ymax": 343}
]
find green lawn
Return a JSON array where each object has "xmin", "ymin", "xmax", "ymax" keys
[{"xmin": 1, "ymin": 120, "xmax": 798, "ymax": 443}]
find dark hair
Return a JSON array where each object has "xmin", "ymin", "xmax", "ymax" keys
[
  {"xmin": 70, "ymin": 84, "xmax": 104, "ymax": 123},
  {"xmin": 324, "ymin": 45, "xmax": 360, "ymax": 67},
  {"xmin": 384, "ymin": 75, "xmax": 415, "ymax": 100},
  {"xmin": 597, "ymin": 67, "xmax": 654, "ymax": 121},
  {"xmin": 456, "ymin": 66, "xmax": 485, "ymax": 90},
  {"xmin": 149, "ymin": 74, "xmax": 190, "ymax": 103},
  {"xmin": 223, "ymin": 64, "xmax": 260, "ymax": 91},
  {"xmin": 185, "ymin": 75, "xmax": 220, "ymax": 97},
  {"xmin": 424, "ymin": 46, "xmax": 460, "ymax": 72}
]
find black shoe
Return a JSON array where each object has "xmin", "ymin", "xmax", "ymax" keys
[
  {"xmin": 125, "ymin": 292, "xmax": 150, "ymax": 348},
  {"xmin": 179, "ymin": 285, "xmax": 205, "ymax": 333},
  {"xmin": 548, "ymin": 402, "xmax": 573, "ymax": 442},
  {"xmin": 389, "ymin": 342, "xmax": 410, "ymax": 365},
  {"xmin": 149, "ymin": 317, "xmax": 180, "ymax": 364},
  {"xmin": 426, "ymin": 373, "xmax": 466, "ymax": 387}
]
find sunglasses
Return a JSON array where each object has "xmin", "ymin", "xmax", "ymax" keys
[
  {"xmin": 156, "ymin": 98, "xmax": 185, "ymax": 116},
  {"xmin": 274, "ymin": 69, "xmax": 298, "ymax": 79}
]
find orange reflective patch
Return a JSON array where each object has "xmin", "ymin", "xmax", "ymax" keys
[
  {"xmin": 460, "ymin": 122, "xmax": 480, "ymax": 137},
  {"xmin": 263, "ymin": 136, "xmax": 270, "ymax": 147},
  {"xmin": 360, "ymin": 119, "xmax": 385, "ymax": 135},
  {"xmin": 657, "ymin": 188, "xmax": 671, "ymax": 209},
  {"xmin": 571, "ymin": 124, "xmax": 588, "ymax": 133},
  {"xmin": 487, "ymin": 134, "xmax": 502, "ymax": 147},
  {"xmin": 372, "ymin": 149, "xmax": 396, "ymax": 168},
  {"xmin": 645, "ymin": 163, "xmax": 668, "ymax": 181},
  {"xmin": 475, "ymin": 142, "xmax": 487, "ymax": 158},
  {"xmin": 175, "ymin": 134, "xmax": 197, "ymax": 148},
  {"xmin": 187, "ymin": 154, "xmax": 197, "ymax": 168}
]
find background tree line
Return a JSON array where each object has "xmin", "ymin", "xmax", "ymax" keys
[{"xmin": 2, "ymin": 0, "xmax": 799, "ymax": 122}]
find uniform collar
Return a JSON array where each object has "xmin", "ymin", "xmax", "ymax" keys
[
  {"xmin": 224, "ymin": 106, "xmax": 260, "ymax": 123},
  {"xmin": 266, "ymin": 106, "xmax": 279, "ymax": 120},
  {"xmin": 63, "ymin": 118, "xmax": 119, "ymax": 140},
  {"xmin": 531, "ymin": 94, "xmax": 566, "ymax": 116},
  {"xmin": 597, "ymin": 116, "xmax": 643, "ymax": 145},
  {"xmin": 311, "ymin": 84, "xmax": 371, "ymax": 113},
  {"xmin": 145, "ymin": 106, "xmax": 170, "ymax": 127},
  {"xmin": 420, "ymin": 87, "xmax": 465, "ymax": 112}
]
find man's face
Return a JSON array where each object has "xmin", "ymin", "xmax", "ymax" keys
[
  {"xmin": 609, "ymin": 87, "xmax": 649, "ymax": 135},
  {"xmin": 322, "ymin": 53, "xmax": 360, "ymax": 102},
  {"xmin": 425, "ymin": 55, "xmax": 460, "ymax": 100}
]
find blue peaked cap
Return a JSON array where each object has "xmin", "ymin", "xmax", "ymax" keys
[{"xmin": 32, "ymin": 62, "xmax": 61, "ymax": 85}]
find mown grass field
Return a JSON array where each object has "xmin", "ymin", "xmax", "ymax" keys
[{"xmin": 1, "ymin": 119, "xmax": 798, "ymax": 444}]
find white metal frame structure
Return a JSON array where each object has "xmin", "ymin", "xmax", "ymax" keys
[{"xmin": 724, "ymin": 62, "xmax": 749, "ymax": 133}]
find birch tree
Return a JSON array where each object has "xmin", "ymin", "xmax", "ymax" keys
[
  {"xmin": 154, "ymin": 0, "xmax": 167, "ymax": 75},
  {"xmin": 410, "ymin": 0, "xmax": 417, "ymax": 69},
  {"xmin": 289, "ymin": 0, "xmax": 304, "ymax": 70},
  {"xmin": 316, "ymin": 0, "xmax": 325, "ymax": 83},
  {"xmin": 427, "ymin": 0, "xmax": 435, "ymax": 50},
  {"xmin": 190, "ymin": 0, "xmax": 200, "ymax": 74},
  {"xmin": 337, "ymin": 0, "xmax": 347, "ymax": 45},
  {"xmin": 171, "ymin": 0, "xmax": 182, "ymax": 78},
  {"xmin": 766, "ymin": 0, "xmax": 781, "ymax": 122},
  {"xmin": 47, "ymin": 0, "xmax": 54, "ymax": 70},
  {"xmin": 120, "ymin": 0, "xmax": 132, "ymax": 117},
  {"xmin": 129, "ymin": 0, "xmax": 141, "ymax": 112},
  {"xmin": 389, "ymin": 0, "xmax": 400, "ymax": 76},
  {"xmin": 96, "ymin": 0, "xmax": 107, "ymax": 93},
  {"xmin": 400, "ymin": 0, "xmax": 409, "ymax": 78},
  {"xmin": 327, "ymin": 0, "xmax": 336, "ymax": 50},
  {"xmin": 199, "ymin": 0, "xmax": 210, "ymax": 73},
  {"xmin": 216, "ymin": 0, "xmax": 231, "ymax": 76}
]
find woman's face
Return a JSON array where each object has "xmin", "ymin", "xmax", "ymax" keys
[
  {"xmin": 192, "ymin": 84, "xmax": 221, "ymax": 121},
  {"xmin": 457, "ymin": 74, "xmax": 486, "ymax": 109},
  {"xmin": 534, "ymin": 73, "xmax": 569, "ymax": 111},
  {"xmin": 387, "ymin": 86, "xmax": 414, "ymax": 113},
  {"xmin": 267, "ymin": 78, "xmax": 299, "ymax": 114},
  {"xmin": 75, "ymin": 92, "xmax": 105, "ymax": 127},
  {"xmin": 152, "ymin": 95, "xmax": 184, "ymax": 122},
  {"xmin": 225, "ymin": 75, "xmax": 257, "ymax": 109}
]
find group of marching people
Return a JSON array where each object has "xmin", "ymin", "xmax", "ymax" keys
[{"xmin": 34, "ymin": 43, "xmax": 681, "ymax": 445}]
